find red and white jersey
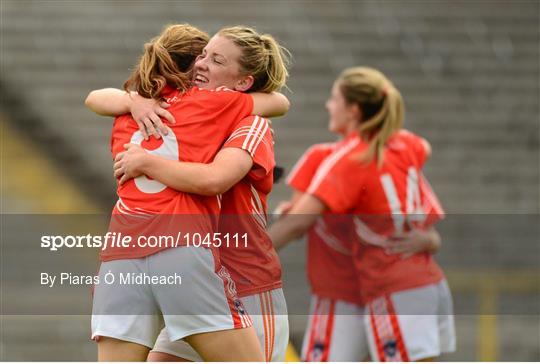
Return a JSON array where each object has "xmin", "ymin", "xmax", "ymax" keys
[
  {"xmin": 287, "ymin": 141, "xmax": 363, "ymax": 305},
  {"xmin": 307, "ymin": 130, "xmax": 445, "ymax": 304},
  {"xmin": 218, "ymin": 115, "xmax": 282, "ymax": 297},
  {"xmin": 102, "ymin": 86, "xmax": 253, "ymax": 261}
]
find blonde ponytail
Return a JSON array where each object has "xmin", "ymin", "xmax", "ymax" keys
[
  {"xmin": 219, "ymin": 26, "xmax": 291, "ymax": 93},
  {"xmin": 338, "ymin": 67, "xmax": 404, "ymax": 166}
]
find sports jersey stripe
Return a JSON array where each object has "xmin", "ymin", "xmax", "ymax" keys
[
  {"xmin": 225, "ymin": 132, "xmax": 254, "ymax": 145},
  {"xmin": 225, "ymin": 126, "xmax": 253, "ymax": 143},
  {"xmin": 246, "ymin": 116, "xmax": 265, "ymax": 153},
  {"xmin": 251, "ymin": 203, "xmax": 267, "ymax": 229},
  {"xmin": 308, "ymin": 138, "xmax": 360, "ymax": 194},
  {"xmin": 226, "ymin": 130, "xmax": 271, "ymax": 156},
  {"xmin": 115, "ymin": 200, "xmax": 129, "ymax": 215},
  {"xmin": 368, "ymin": 296, "xmax": 410, "ymax": 361},
  {"xmin": 218, "ymin": 267, "xmax": 243, "ymax": 329},
  {"xmin": 264, "ymin": 292, "xmax": 273, "ymax": 362},
  {"xmin": 368, "ymin": 304, "xmax": 386, "ymax": 361},
  {"xmin": 310, "ymin": 297, "xmax": 328, "ymax": 362},
  {"xmin": 262, "ymin": 294, "xmax": 270, "ymax": 361},
  {"xmin": 266, "ymin": 292, "xmax": 275, "ymax": 361},
  {"xmin": 259, "ymin": 293, "xmax": 270, "ymax": 361},
  {"xmin": 246, "ymin": 116, "xmax": 267, "ymax": 154},
  {"xmin": 242, "ymin": 116, "xmax": 262, "ymax": 151},
  {"xmin": 225, "ymin": 116, "xmax": 268, "ymax": 154},
  {"xmin": 267, "ymin": 291, "xmax": 275, "ymax": 361},
  {"xmin": 321, "ymin": 300, "xmax": 336, "ymax": 361},
  {"xmin": 317, "ymin": 299, "xmax": 331, "ymax": 361},
  {"xmin": 314, "ymin": 220, "xmax": 351, "ymax": 255},
  {"xmin": 386, "ymin": 296, "xmax": 410, "ymax": 361},
  {"xmin": 406, "ymin": 168, "xmax": 419, "ymax": 217},
  {"xmin": 115, "ymin": 199, "xmax": 152, "ymax": 219},
  {"xmin": 240, "ymin": 303, "xmax": 251, "ymax": 328},
  {"xmin": 250, "ymin": 184, "xmax": 267, "ymax": 227},
  {"xmin": 264, "ymin": 294, "xmax": 271, "ymax": 362},
  {"xmin": 117, "ymin": 197, "xmax": 152, "ymax": 215},
  {"xmin": 305, "ymin": 297, "xmax": 321, "ymax": 361},
  {"xmin": 248, "ymin": 118, "xmax": 269, "ymax": 155},
  {"xmin": 250, "ymin": 184, "xmax": 264, "ymax": 215},
  {"xmin": 420, "ymin": 172, "xmax": 445, "ymax": 218},
  {"xmin": 353, "ymin": 217, "xmax": 388, "ymax": 247}
]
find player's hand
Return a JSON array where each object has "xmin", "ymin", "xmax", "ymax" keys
[
  {"xmin": 130, "ymin": 93, "xmax": 175, "ymax": 140},
  {"xmin": 383, "ymin": 228, "xmax": 440, "ymax": 259},
  {"xmin": 273, "ymin": 200, "xmax": 293, "ymax": 217},
  {"xmin": 113, "ymin": 143, "xmax": 147, "ymax": 185}
]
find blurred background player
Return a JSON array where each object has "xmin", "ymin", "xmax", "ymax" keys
[
  {"xmin": 276, "ymin": 143, "xmax": 441, "ymax": 361},
  {"xmin": 269, "ymin": 66, "xmax": 454, "ymax": 361}
]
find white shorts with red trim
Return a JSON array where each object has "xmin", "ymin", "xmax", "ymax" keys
[
  {"xmin": 91, "ymin": 246, "xmax": 251, "ymax": 348},
  {"xmin": 301, "ymin": 294, "xmax": 368, "ymax": 362},
  {"xmin": 151, "ymin": 288, "xmax": 289, "ymax": 361},
  {"xmin": 365, "ymin": 279, "xmax": 456, "ymax": 361}
]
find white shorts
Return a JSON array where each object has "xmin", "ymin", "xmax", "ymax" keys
[
  {"xmin": 365, "ymin": 279, "xmax": 456, "ymax": 361},
  {"xmin": 91, "ymin": 247, "xmax": 251, "ymax": 348},
  {"xmin": 301, "ymin": 295, "xmax": 369, "ymax": 362},
  {"xmin": 152, "ymin": 288, "xmax": 289, "ymax": 361}
]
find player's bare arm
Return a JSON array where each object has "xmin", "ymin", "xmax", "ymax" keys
[
  {"xmin": 268, "ymin": 193, "xmax": 326, "ymax": 250},
  {"xmin": 114, "ymin": 144, "xmax": 252, "ymax": 196},
  {"xmin": 251, "ymin": 91, "xmax": 290, "ymax": 117},
  {"xmin": 273, "ymin": 190, "xmax": 306, "ymax": 217},
  {"xmin": 86, "ymin": 88, "xmax": 287, "ymax": 139},
  {"xmin": 85, "ymin": 87, "xmax": 174, "ymax": 139}
]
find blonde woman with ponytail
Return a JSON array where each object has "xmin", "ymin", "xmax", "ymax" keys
[
  {"xmin": 87, "ymin": 23, "xmax": 295, "ymax": 362},
  {"xmin": 269, "ymin": 67, "xmax": 455, "ymax": 361},
  {"xmin": 87, "ymin": 25, "xmax": 292, "ymax": 361}
]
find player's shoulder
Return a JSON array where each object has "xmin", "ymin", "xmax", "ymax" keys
[
  {"xmin": 318, "ymin": 136, "xmax": 364, "ymax": 173},
  {"xmin": 394, "ymin": 129, "xmax": 425, "ymax": 144},
  {"xmin": 386, "ymin": 129, "xmax": 424, "ymax": 150},
  {"xmin": 304, "ymin": 141, "xmax": 340, "ymax": 158}
]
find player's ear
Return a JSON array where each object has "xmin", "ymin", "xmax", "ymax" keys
[
  {"xmin": 349, "ymin": 103, "xmax": 362, "ymax": 123},
  {"xmin": 235, "ymin": 75, "xmax": 254, "ymax": 92}
]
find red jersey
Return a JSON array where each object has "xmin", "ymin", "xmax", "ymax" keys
[
  {"xmin": 308, "ymin": 130, "xmax": 444, "ymax": 304},
  {"xmin": 102, "ymin": 86, "xmax": 253, "ymax": 261},
  {"xmin": 218, "ymin": 116, "xmax": 282, "ymax": 297},
  {"xmin": 287, "ymin": 142, "xmax": 363, "ymax": 304}
]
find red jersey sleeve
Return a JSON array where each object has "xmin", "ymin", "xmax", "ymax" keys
[
  {"xmin": 419, "ymin": 172, "xmax": 445, "ymax": 227},
  {"xmin": 287, "ymin": 143, "xmax": 335, "ymax": 193},
  {"xmin": 223, "ymin": 115, "xmax": 275, "ymax": 179},
  {"xmin": 399, "ymin": 129, "xmax": 429, "ymax": 167},
  {"xmin": 307, "ymin": 139, "xmax": 364, "ymax": 213}
]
